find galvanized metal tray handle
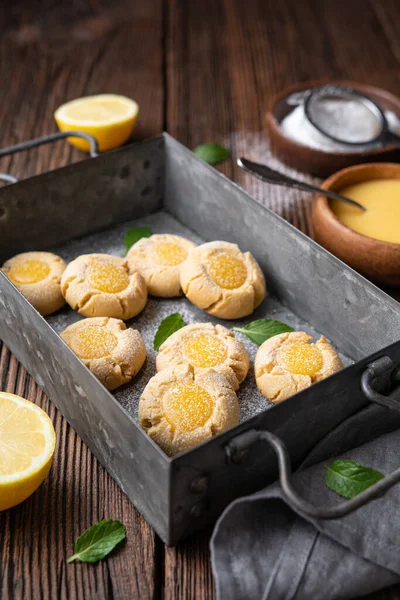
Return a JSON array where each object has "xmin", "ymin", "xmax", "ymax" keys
[
  {"xmin": 226, "ymin": 356, "xmax": 400, "ymax": 519},
  {"xmin": 0, "ymin": 131, "xmax": 99, "ymax": 183},
  {"xmin": 361, "ymin": 356, "xmax": 400, "ymax": 410}
]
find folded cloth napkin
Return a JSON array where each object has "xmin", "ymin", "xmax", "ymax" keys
[{"xmin": 211, "ymin": 420, "xmax": 400, "ymax": 600}]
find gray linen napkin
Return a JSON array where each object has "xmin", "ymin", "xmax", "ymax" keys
[{"xmin": 211, "ymin": 409, "xmax": 400, "ymax": 600}]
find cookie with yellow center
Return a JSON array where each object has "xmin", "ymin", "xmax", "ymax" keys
[
  {"xmin": 127, "ymin": 234, "xmax": 197, "ymax": 297},
  {"xmin": 61, "ymin": 317, "xmax": 146, "ymax": 390},
  {"xmin": 156, "ymin": 322, "xmax": 249, "ymax": 390},
  {"xmin": 139, "ymin": 365, "xmax": 240, "ymax": 456},
  {"xmin": 61, "ymin": 253, "xmax": 147, "ymax": 319},
  {"xmin": 180, "ymin": 241, "xmax": 266, "ymax": 319},
  {"xmin": 255, "ymin": 331, "xmax": 343, "ymax": 403},
  {"xmin": 2, "ymin": 251, "xmax": 67, "ymax": 316}
]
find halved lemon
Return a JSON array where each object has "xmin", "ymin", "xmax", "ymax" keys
[
  {"xmin": 54, "ymin": 94, "xmax": 139, "ymax": 152},
  {"xmin": 0, "ymin": 392, "xmax": 56, "ymax": 511}
]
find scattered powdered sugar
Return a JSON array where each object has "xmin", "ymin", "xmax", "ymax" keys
[
  {"xmin": 47, "ymin": 211, "xmax": 352, "ymax": 425},
  {"xmin": 280, "ymin": 102, "xmax": 400, "ymax": 153}
]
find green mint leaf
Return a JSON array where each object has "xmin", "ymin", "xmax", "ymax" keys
[
  {"xmin": 325, "ymin": 459, "xmax": 384, "ymax": 499},
  {"xmin": 154, "ymin": 313, "xmax": 186, "ymax": 351},
  {"xmin": 67, "ymin": 519, "xmax": 126, "ymax": 564},
  {"xmin": 122, "ymin": 226, "xmax": 152, "ymax": 256},
  {"xmin": 233, "ymin": 319, "xmax": 294, "ymax": 345},
  {"xmin": 193, "ymin": 143, "xmax": 231, "ymax": 165}
]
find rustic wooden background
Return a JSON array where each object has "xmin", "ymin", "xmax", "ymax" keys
[{"xmin": 1, "ymin": 0, "xmax": 400, "ymax": 598}]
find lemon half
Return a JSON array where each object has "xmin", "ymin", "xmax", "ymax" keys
[
  {"xmin": 0, "ymin": 392, "xmax": 56, "ymax": 511},
  {"xmin": 54, "ymin": 94, "xmax": 139, "ymax": 152}
]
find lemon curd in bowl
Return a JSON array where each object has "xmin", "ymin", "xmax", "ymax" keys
[
  {"xmin": 312, "ymin": 163, "xmax": 400, "ymax": 287},
  {"xmin": 330, "ymin": 179, "xmax": 400, "ymax": 245}
]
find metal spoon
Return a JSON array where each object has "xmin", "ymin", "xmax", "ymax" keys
[{"xmin": 237, "ymin": 158, "xmax": 366, "ymax": 211}]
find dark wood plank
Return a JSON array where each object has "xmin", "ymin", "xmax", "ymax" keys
[
  {"xmin": 165, "ymin": 0, "xmax": 234, "ymax": 182},
  {"xmin": 164, "ymin": 530, "xmax": 215, "ymax": 600},
  {"xmin": 0, "ymin": 1, "xmax": 164, "ymax": 599},
  {"xmin": 371, "ymin": 0, "xmax": 400, "ymax": 68}
]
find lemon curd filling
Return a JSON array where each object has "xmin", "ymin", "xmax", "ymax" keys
[
  {"xmin": 208, "ymin": 253, "xmax": 247, "ymax": 289},
  {"xmin": 152, "ymin": 242, "xmax": 188, "ymax": 267},
  {"xmin": 70, "ymin": 326, "xmax": 118, "ymax": 359},
  {"xmin": 88, "ymin": 262, "xmax": 130, "ymax": 293},
  {"xmin": 277, "ymin": 343, "xmax": 323, "ymax": 376},
  {"xmin": 183, "ymin": 333, "xmax": 227, "ymax": 368},
  {"xmin": 8, "ymin": 260, "xmax": 50, "ymax": 284},
  {"xmin": 331, "ymin": 179, "xmax": 400, "ymax": 244},
  {"xmin": 163, "ymin": 382, "xmax": 214, "ymax": 432}
]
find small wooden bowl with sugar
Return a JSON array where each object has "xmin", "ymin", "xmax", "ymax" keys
[
  {"xmin": 266, "ymin": 80, "xmax": 400, "ymax": 177},
  {"xmin": 312, "ymin": 162, "xmax": 400, "ymax": 287}
]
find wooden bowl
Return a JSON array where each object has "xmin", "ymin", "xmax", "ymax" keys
[
  {"xmin": 312, "ymin": 163, "xmax": 400, "ymax": 287},
  {"xmin": 266, "ymin": 80, "xmax": 400, "ymax": 177}
]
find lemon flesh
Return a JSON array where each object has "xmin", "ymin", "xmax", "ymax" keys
[
  {"xmin": 54, "ymin": 94, "xmax": 139, "ymax": 152},
  {"xmin": 0, "ymin": 392, "xmax": 56, "ymax": 511}
]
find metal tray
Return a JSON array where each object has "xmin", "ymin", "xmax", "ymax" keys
[{"xmin": 2, "ymin": 133, "xmax": 400, "ymax": 545}]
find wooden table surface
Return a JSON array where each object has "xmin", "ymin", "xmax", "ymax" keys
[{"xmin": 1, "ymin": 1, "xmax": 400, "ymax": 598}]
